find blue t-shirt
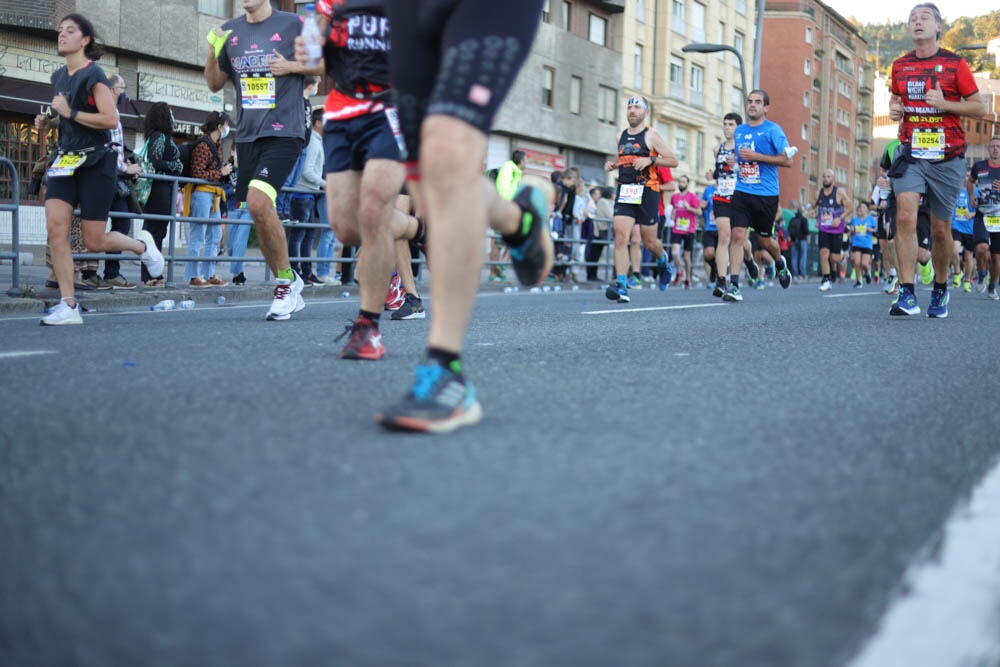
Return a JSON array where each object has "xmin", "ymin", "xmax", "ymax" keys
[
  {"xmin": 702, "ymin": 184, "xmax": 716, "ymax": 232},
  {"xmin": 733, "ymin": 119, "xmax": 790, "ymax": 197},
  {"xmin": 951, "ymin": 189, "xmax": 974, "ymax": 234},
  {"xmin": 849, "ymin": 215, "xmax": 877, "ymax": 249}
]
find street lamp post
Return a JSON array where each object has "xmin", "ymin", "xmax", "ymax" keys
[{"xmin": 682, "ymin": 43, "xmax": 747, "ymax": 107}]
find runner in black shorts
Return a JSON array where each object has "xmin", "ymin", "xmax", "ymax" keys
[
  {"xmin": 205, "ymin": 0, "xmax": 309, "ymax": 321},
  {"xmin": 970, "ymin": 136, "xmax": 1000, "ymax": 298},
  {"xmin": 37, "ymin": 13, "xmax": 163, "ymax": 325},
  {"xmin": 602, "ymin": 96, "xmax": 677, "ymax": 302},
  {"xmin": 294, "ymin": 0, "xmax": 425, "ymax": 360},
  {"xmin": 377, "ymin": 0, "xmax": 556, "ymax": 433}
]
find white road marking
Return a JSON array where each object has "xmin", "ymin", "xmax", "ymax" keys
[
  {"xmin": 823, "ymin": 292, "xmax": 885, "ymax": 298},
  {"xmin": 583, "ymin": 303, "xmax": 728, "ymax": 315},
  {"xmin": 847, "ymin": 457, "xmax": 1000, "ymax": 667},
  {"xmin": 0, "ymin": 350, "xmax": 57, "ymax": 360}
]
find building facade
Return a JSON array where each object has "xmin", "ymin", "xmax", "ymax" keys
[
  {"xmin": 487, "ymin": 0, "xmax": 626, "ymax": 186},
  {"xmin": 618, "ymin": 0, "xmax": 758, "ymax": 190},
  {"xmin": 760, "ymin": 0, "xmax": 872, "ymax": 209}
]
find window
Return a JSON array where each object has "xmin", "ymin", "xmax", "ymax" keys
[
  {"xmin": 634, "ymin": 45, "xmax": 644, "ymax": 88},
  {"xmin": 561, "ymin": 1, "xmax": 571, "ymax": 30},
  {"xmin": 198, "ymin": 0, "xmax": 229, "ymax": 16},
  {"xmin": 691, "ymin": 2, "xmax": 706, "ymax": 42},
  {"xmin": 805, "ymin": 26, "xmax": 813, "ymax": 44},
  {"xmin": 599, "ymin": 85, "xmax": 617, "ymax": 124},
  {"xmin": 570, "ymin": 76, "xmax": 582, "ymax": 115},
  {"xmin": 836, "ymin": 167, "xmax": 848, "ymax": 183},
  {"xmin": 636, "ymin": 0, "xmax": 645, "ymax": 22},
  {"xmin": 836, "ymin": 138, "xmax": 849, "ymax": 155},
  {"xmin": 801, "ymin": 156, "xmax": 807, "ymax": 173},
  {"xmin": 716, "ymin": 79, "xmax": 724, "ymax": 115},
  {"xmin": 837, "ymin": 108, "xmax": 851, "ymax": 126},
  {"xmin": 674, "ymin": 127, "xmax": 688, "ymax": 162},
  {"xmin": 0, "ymin": 119, "xmax": 53, "ymax": 202},
  {"xmin": 734, "ymin": 31, "xmax": 744, "ymax": 58},
  {"xmin": 696, "ymin": 131, "xmax": 705, "ymax": 172},
  {"xmin": 731, "ymin": 86, "xmax": 742, "ymax": 113},
  {"xmin": 689, "ymin": 64, "xmax": 704, "ymax": 107},
  {"xmin": 589, "ymin": 13, "xmax": 607, "ymax": 45},
  {"xmin": 837, "ymin": 79, "xmax": 851, "ymax": 97},
  {"xmin": 835, "ymin": 50, "xmax": 851, "ymax": 74},
  {"xmin": 717, "ymin": 23, "xmax": 726, "ymax": 60},
  {"xmin": 672, "ymin": 0, "xmax": 686, "ymax": 35},
  {"xmin": 803, "ymin": 91, "xmax": 810, "ymax": 108},
  {"xmin": 804, "ymin": 59, "xmax": 811, "ymax": 75},
  {"xmin": 735, "ymin": 0, "xmax": 746, "ymax": 15},
  {"xmin": 542, "ymin": 66, "xmax": 555, "ymax": 107},
  {"xmin": 670, "ymin": 56, "xmax": 684, "ymax": 99},
  {"xmin": 801, "ymin": 124, "xmax": 809, "ymax": 140}
]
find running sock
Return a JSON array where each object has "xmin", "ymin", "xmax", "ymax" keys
[
  {"xmin": 709, "ymin": 261, "xmax": 718, "ymax": 283},
  {"xmin": 502, "ymin": 205, "xmax": 535, "ymax": 247},
  {"xmin": 716, "ymin": 276, "xmax": 726, "ymax": 288},
  {"xmin": 359, "ymin": 310, "xmax": 380, "ymax": 327},
  {"xmin": 81, "ymin": 269, "xmax": 98, "ymax": 280},
  {"xmin": 427, "ymin": 348, "xmax": 462, "ymax": 375},
  {"xmin": 889, "ymin": 268, "xmax": 897, "ymax": 277},
  {"xmin": 902, "ymin": 283, "xmax": 915, "ymax": 292},
  {"xmin": 730, "ymin": 275, "xmax": 739, "ymax": 289},
  {"xmin": 617, "ymin": 274, "xmax": 628, "ymax": 289},
  {"xmin": 933, "ymin": 282, "xmax": 947, "ymax": 291},
  {"xmin": 277, "ymin": 267, "xmax": 295, "ymax": 281}
]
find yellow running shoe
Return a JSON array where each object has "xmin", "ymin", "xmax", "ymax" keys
[{"xmin": 920, "ymin": 262, "xmax": 934, "ymax": 285}]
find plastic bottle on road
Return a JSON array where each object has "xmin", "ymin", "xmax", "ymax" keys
[
  {"xmin": 301, "ymin": 4, "xmax": 323, "ymax": 69},
  {"xmin": 151, "ymin": 299, "xmax": 176, "ymax": 311},
  {"xmin": 179, "ymin": 300, "xmax": 196, "ymax": 310}
]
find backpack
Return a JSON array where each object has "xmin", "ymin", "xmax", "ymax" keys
[
  {"xmin": 179, "ymin": 136, "xmax": 218, "ymax": 180},
  {"xmin": 133, "ymin": 139, "xmax": 154, "ymax": 206}
]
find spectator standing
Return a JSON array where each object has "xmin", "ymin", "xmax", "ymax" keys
[
  {"xmin": 139, "ymin": 101, "xmax": 181, "ymax": 287},
  {"xmin": 101, "ymin": 73, "xmax": 141, "ymax": 289},
  {"xmin": 185, "ymin": 111, "xmax": 232, "ymax": 287},
  {"xmin": 288, "ymin": 104, "xmax": 325, "ymax": 285}
]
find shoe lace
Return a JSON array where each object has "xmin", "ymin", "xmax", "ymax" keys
[
  {"xmin": 273, "ymin": 282, "xmax": 291, "ymax": 300},
  {"xmin": 411, "ymin": 364, "xmax": 445, "ymax": 400}
]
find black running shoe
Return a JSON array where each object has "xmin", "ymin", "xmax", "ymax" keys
[
  {"xmin": 232, "ymin": 272, "xmax": 247, "ymax": 285},
  {"xmin": 745, "ymin": 259, "xmax": 760, "ymax": 281},
  {"xmin": 777, "ymin": 257, "xmax": 791, "ymax": 289},
  {"xmin": 390, "ymin": 293, "xmax": 426, "ymax": 320},
  {"xmin": 508, "ymin": 178, "xmax": 555, "ymax": 286}
]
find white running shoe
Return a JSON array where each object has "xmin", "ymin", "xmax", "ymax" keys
[
  {"xmin": 266, "ymin": 272, "xmax": 305, "ymax": 321},
  {"xmin": 819, "ymin": 279, "xmax": 832, "ymax": 292},
  {"xmin": 136, "ymin": 230, "xmax": 164, "ymax": 278},
  {"xmin": 40, "ymin": 300, "xmax": 83, "ymax": 326}
]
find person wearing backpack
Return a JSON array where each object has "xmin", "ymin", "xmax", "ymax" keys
[
  {"xmin": 183, "ymin": 112, "xmax": 232, "ymax": 287},
  {"xmin": 139, "ymin": 102, "xmax": 182, "ymax": 286}
]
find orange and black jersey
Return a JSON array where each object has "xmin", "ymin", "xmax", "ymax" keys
[
  {"xmin": 890, "ymin": 48, "xmax": 978, "ymax": 160},
  {"xmin": 617, "ymin": 127, "xmax": 660, "ymax": 192}
]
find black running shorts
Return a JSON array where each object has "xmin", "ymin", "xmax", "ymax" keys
[
  {"xmin": 235, "ymin": 137, "xmax": 304, "ymax": 205},
  {"xmin": 730, "ymin": 191, "xmax": 778, "ymax": 237},
  {"xmin": 386, "ymin": 0, "xmax": 543, "ymax": 162},
  {"xmin": 45, "ymin": 150, "xmax": 116, "ymax": 221}
]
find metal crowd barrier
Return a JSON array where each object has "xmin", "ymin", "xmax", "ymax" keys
[{"xmin": 0, "ymin": 157, "xmax": 21, "ymax": 296}]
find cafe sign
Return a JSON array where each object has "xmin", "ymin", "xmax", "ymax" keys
[{"xmin": 137, "ymin": 70, "xmax": 223, "ymax": 113}]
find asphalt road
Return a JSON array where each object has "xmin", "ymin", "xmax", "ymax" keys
[{"xmin": 2, "ymin": 282, "xmax": 999, "ymax": 667}]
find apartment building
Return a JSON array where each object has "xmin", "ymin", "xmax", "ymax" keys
[
  {"xmin": 760, "ymin": 0, "xmax": 872, "ymax": 208},
  {"xmin": 488, "ymin": 0, "xmax": 626, "ymax": 185},
  {"xmin": 618, "ymin": 0, "xmax": 757, "ymax": 189}
]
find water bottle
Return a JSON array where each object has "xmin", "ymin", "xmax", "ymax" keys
[
  {"xmin": 179, "ymin": 300, "xmax": 196, "ymax": 310},
  {"xmin": 302, "ymin": 4, "xmax": 323, "ymax": 69},
  {"xmin": 151, "ymin": 299, "xmax": 175, "ymax": 311},
  {"xmin": 216, "ymin": 296, "xmax": 226, "ymax": 305}
]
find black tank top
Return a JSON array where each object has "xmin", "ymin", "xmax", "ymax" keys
[{"xmin": 617, "ymin": 127, "xmax": 660, "ymax": 191}]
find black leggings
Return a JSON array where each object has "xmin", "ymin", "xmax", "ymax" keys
[{"xmin": 386, "ymin": 0, "xmax": 543, "ymax": 163}]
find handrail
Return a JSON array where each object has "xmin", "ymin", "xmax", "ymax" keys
[{"xmin": 0, "ymin": 156, "xmax": 22, "ymax": 296}]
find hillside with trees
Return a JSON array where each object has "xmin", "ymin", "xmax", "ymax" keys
[{"xmin": 858, "ymin": 11, "xmax": 1000, "ymax": 77}]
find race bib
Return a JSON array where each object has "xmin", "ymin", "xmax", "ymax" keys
[
  {"xmin": 955, "ymin": 207, "xmax": 968, "ymax": 218},
  {"xmin": 717, "ymin": 174, "xmax": 736, "ymax": 197},
  {"xmin": 984, "ymin": 215, "xmax": 1000, "ymax": 232},
  {"xmin": 739, "ymin": 162, "xmax": 760, "ymax": 184},
  {"xmin": 854, "ymin": 224, "xmax": 868, "ymax": 235},
  {"xmin": 240, "ymin": 76, "xmax": 276, "ymax": 109},
  {"xmin": 47, "ymin": 152, "xmax": 86, "ymax": 178},
  {"xmin": 675, "ymin": 217, "xmax": 691, "ymax": 232},
  {"xmin": 618, "ymin": 184, "xmax": 644, "ymax": 205},
  {"xmin": 911, "ymin": 128, "xmax": 945, "ymax": 160}
]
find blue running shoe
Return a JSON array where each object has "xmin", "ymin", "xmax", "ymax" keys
[
  {"xmin": 927, "ymin": 286, "xmax": 949, "ymax": 318},
  {"xmin": 377, "ymin": 363, "xmax": 483, "ymax": 433},
  {"xmin": 509, "ymin": 178, "xmax": 555, "ymax": 286},
  {"xmin": 627, "ymin": 275, "xmax": 640, "ymax": 289},
  {"xmin": 605, "ymin": 284, "xmax": 621, "ymax": 301},
  {"xmin": 889, "ymin": 287, "xmax": 920, "ymax": 316},
  {"xmin": 657, "ymin": 259, "xmax": 672, "ymax": 290}
]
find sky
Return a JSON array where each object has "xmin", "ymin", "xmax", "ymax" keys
[{"xmin": 823, "ymin": 0, "xmax": 997, "ymax": 26}]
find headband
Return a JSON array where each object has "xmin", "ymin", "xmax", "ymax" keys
[{"xmin": 627, "ymin": 96, "xmax": 648, "ymax": 110}]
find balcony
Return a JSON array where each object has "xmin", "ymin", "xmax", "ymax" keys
[
  {"xmin": 859, "ymin": 81, "xmax": 873, "ymax": 94},
  {"xmin": 857, "ymin": 110, "xmax": 872, "ymax": 119},
  {"xmin": 856, "ymin": 136, "xmax": 871, "ymax": 145}
]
